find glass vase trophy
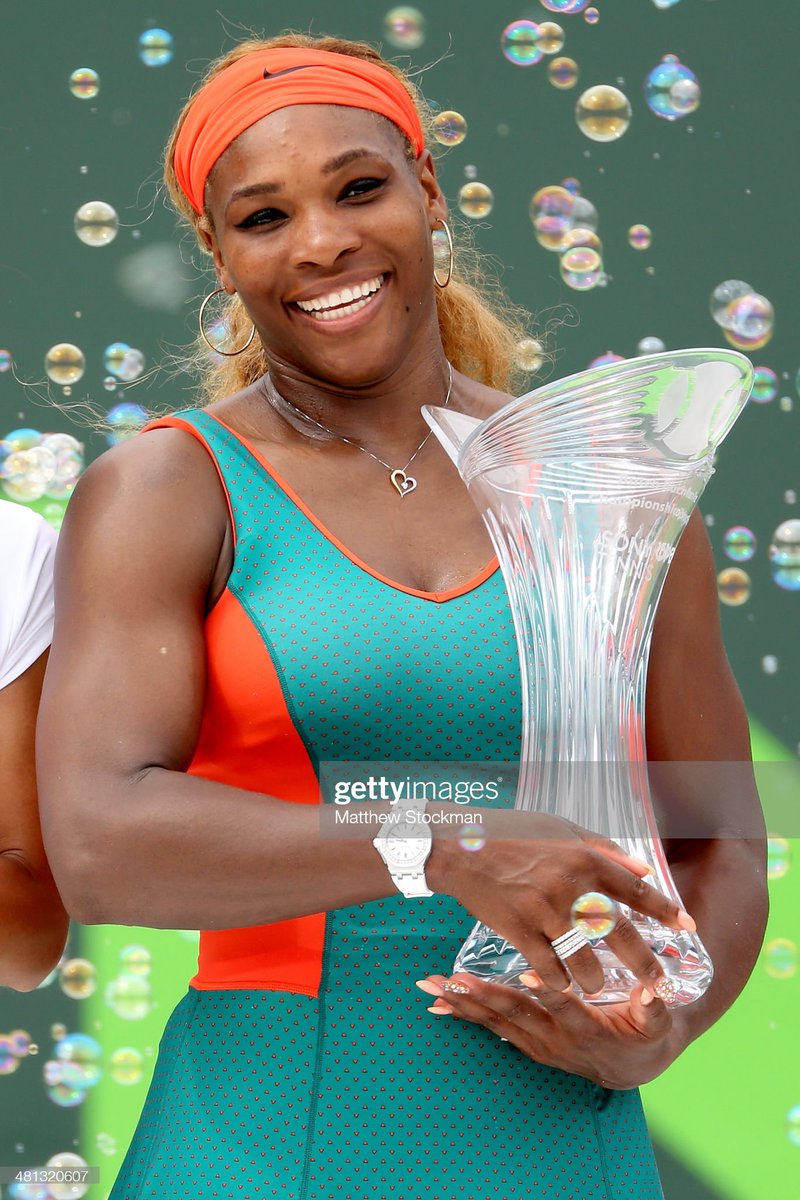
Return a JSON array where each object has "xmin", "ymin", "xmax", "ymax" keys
[{"xmin": 423, "ymin": 349, "xmax": 753, "ymax": 1006}]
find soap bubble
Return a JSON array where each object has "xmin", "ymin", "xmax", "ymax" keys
[
  {"xmin": 769, "ymin": 519, "xmax": 800, "ymax": 591},
  {"xmin": 138, "ymin": 29, "xmax": 173, "ymax": 67},
  {"xmin": 628, "ymin": 224, "xmax": 652, "ymax": 250},
  {"xmin": 74, "ymin": 200, "xmax": 119, "ymax": 247},
  {"xmin": 751, "ymin": 366, "xmax": 779, "ymax": 403},
  {"xmin": 104, "ymin": 973, "xmax": 152, "ymax": 1020},
  {"xmin": 549, "ymin": 57, "xmax": 579, "ymax": 89},
  {"xmin": 723, "ymin": 526, "xmax": 756, "ymax": 562},
  {"xmin": 723, "ymin": 325, "xmax": 773, "ymax": 353},
  {"xmin": 530, "ymin": 185, "xmax": 596, "ymax": 251},
  {"xmin": 589, "ymin": 352, "xmax": 626, "ymax": 368},
  {"xmin": 653, "ymin": 0, "xmax": 682, "ymax": 7},
  {"xmin": 457, "ymin": 182, "xmax": 494, "ymax": 218},
  {"xmin": 384, "ymin": 7, "xmax": 425, "ymax": 49},
  {"xmin": 105, "ymin": 402, "xmax": 148, "ymax": 446},
  {"xmin": 115, "ymin": 347, "xmax": 146, "ymax": 382},
  {"xmin": 763, "ymin": 938, "xmax": 797, "ymax": 980},
  {"xmin": 59, "ymin": 958, "xmax": 97, "ymax": 1000},
  {"xmin": 584, "ymin": 7, "xmax": 600, "ymax": 23},
  {"xmin": 9, "ymin": 1029, "xmax": 32, "ymax": 1057},
  {"xmin": 119, "ymin": 944, "xmax": 152, "ymax": 976},
  {"xmin": 560, "ymin": 246, "xmax": 603, "ymax": 290},
  {"xmin": 717, "ymin": 567, "xmax": 751, "ymax": 606},
  {"xmin": 537, "ymin": 22, "xmax": 564, "ymax": 53},
  {"xmin": 500, "ymin": 21, "xmax": 543, "ymax": 66},
  {"xmin": 69, "ymin": 68, "xmax": 99, "ymax": 99},
  {"xmin": 561, "ymin": 227, "xmax": 602, "ymax": 254},
  {"xmin": 540, "ymin": 0, "xmax": 590, "ymax": 12},
  {"xmin": 432, "ymin": 110, "xmax": 468, "ymax": 145},
  {"xmin": 2, "ymin": 427, "xmax": 40, "ymax": 452},
  {"xmin": 39, "ymin": 432, "xmax": 83, "ymax": 500},
  {"xmin": 710, "ymin": 279, "xmax": 753, "ymax": 328},
  {"xmin": 762, "ymin": 654, "xmax": 779, "ymax": 674},
  {"xmin": 0, "ymin": 1036, "xmax": 20, "ymax": 1075},
  {"xmin": 44, "ymin": 343, "xmax": 85, "ymax": 385},
  {"xmin": 576, "ymin": 85, "xmax": 632, "ymax": 141},
  {"xmin": 514, "ymin": 338, "xmax": 545, "ymax": 372},
  {"xmin": 645, "ymin": 56, "xmax": 700, "ymax": 120},
  {"xmin": 110, "ymin": 1046, "xmax": 144, "ymax": 1085},
  {"xmin": 0, "ymin": 349, "xmax": 11, "ymax": 371},
  {"xmin": 637, "ymin": 336, "xmax": 666, "ymax": 354},
  {"xmin": 1, "ymin": 446, "xmax": 57, "ymax": 503},
  {"xmin": 726, "ymin": 293, "xmax": 774, "ymax": 341},
  {"xmin": 787, "ymin": 1106, "xmax": 800, "ymax": 1147},
  {"xmin": 561, "ymin": 177, "xmax": 581, "ymax": 195},
  {"xmin": 570, "ymin": 891, "xmax": 619, "ymax": 941},
  {"xmin": 767, "ymin": 836, "xmax": 791, "ymax": 879},
  {"xmin": 46, "ymin": 1152, "xmax": 91, "ymax": 1199}
]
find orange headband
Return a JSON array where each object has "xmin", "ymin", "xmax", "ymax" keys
[{"xmin": 173, "ymin": 47, "xmax": 426, "ymax": 214}]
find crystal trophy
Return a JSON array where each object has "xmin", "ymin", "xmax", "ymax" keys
[{"xmin": 422, "ymin": 349, "xmax": 753, "ymax": 1005}]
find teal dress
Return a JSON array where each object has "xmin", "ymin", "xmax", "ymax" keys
[{"xmin": 109, "ymin": 408, "xmax": 664, "ymax": 1200}]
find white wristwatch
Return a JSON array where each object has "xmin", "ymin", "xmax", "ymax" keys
[{"xmin": 372, "ymin": 794, "xmax": 434, "ymax": 898}]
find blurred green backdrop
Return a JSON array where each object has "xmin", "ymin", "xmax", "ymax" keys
[{"xmin": 0, "ymin": 2, "xmax": 798, "ymax": 1198}]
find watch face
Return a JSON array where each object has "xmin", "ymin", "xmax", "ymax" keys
[{"xmin": 388, "ymin": 836, "xmax": 429, "ymax": 866}]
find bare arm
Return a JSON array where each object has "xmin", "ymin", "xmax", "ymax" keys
[
  {"xmin": 644, "ymin": 507, "xmax": 768, "ymax": 1050},
  {"xmin": 36, "ymin": 428, "xmax": 409, "ymax": 929},
  {"xmin": 1, "ymin": 650, "xmax": 69, "ymax": 991}
]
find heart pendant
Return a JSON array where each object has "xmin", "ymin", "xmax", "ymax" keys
[{"xmin": 390, "ymin": 469, "xmax": 417, "ymax": 498}]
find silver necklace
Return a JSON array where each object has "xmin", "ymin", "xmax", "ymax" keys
[{"xmin": 262, "ymin": 363, "xmax": 453, "ymax": 498}]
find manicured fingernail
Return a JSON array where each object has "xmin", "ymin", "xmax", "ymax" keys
[
  {"xmin": 584, "ymin": 989, "xmax": 604, "ymax": 999},
  {"xmin": 560, "ymin": 981, "xmax": 574, "ymax": 993},
  {"xmin": 415, "ymin": 979, "xmax": 445, "ymax": 997},
  {"xmin": 677, "ymin": 910, "xmax": 697, "ymax": 931},
  {"xmin": 427, "ymin": 1003, "xmax": 454, "ymax": 1015},
  {"xmin": 443, "ymin": 980, "xmax": 470, "ymax": 995},
  {"xmin": 519, "ymin": 971, "xmax": 543, "ymax": 989},
  {"xmin": 641, "ymin": 988, "xmax": 654, "ymax": 1006},
  {"xmin": 630, "ymin": 858, "xmax": 655, "ymax": 875}
]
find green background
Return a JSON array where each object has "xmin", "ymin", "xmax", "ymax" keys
[{"xmin": 0, "ymin": 2, "xmax": 798, "ymax": 1198}]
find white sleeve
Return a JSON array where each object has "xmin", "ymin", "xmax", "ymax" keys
[{"xmin": 0, "ymin": 499, "xmax": 58, "ymax": 691}]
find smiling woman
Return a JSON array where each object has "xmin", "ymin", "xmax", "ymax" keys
[{"xmin": 36, "ymin": 29, "xmax": 766, "ymax": 1200}]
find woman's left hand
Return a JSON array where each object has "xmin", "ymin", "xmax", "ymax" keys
[{"xmin": 416, "ymin": 971, "xmax": 683, "ymax": 1090}]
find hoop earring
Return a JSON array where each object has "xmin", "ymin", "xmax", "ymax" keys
[
  {"xmin": 198, "ymin": 288, "xmax": 256, "ymax": 357},
  {"xmin": 432, "ymin": 219, "xmax": 454, "ymax": 290}
]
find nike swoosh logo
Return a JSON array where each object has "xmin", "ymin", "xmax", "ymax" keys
[{"xmin": 263, "ymin": 66, "xmax": 313, "ymax": 79}]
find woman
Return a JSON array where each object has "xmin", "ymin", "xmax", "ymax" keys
[
  {"xmin": 37, "ymin": 33, "xmax": 767, "ymax": 1200},
  {"xmin": 0, "ymin": 498, "xmax": 69, "ymax": 991}
]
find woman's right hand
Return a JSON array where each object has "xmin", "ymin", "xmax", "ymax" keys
[{"xmin": 428, "ymin": 808, "xmax": 695, "ymax": 996}]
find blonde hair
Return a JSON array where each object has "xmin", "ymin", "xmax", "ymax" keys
[{"xmin": 163, "ymin": 31, "xmax": 544, "ymax": 403}]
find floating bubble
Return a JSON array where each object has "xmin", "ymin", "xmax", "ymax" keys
[
  {"xmin": 763, "ymin": 937, "xmax": 797, "ymax": 979},
  {"xmin": 762, "ymin": 655, "xmax": 779, "ymax": 675},
  {"xmin": 628, "ymin": 224, "xmax": 652, "ymax": 250},
  {"xmin": 432, "ymin": 110, "xmax": 467, "ymax": 146},
  {"xmin": 59, "ymin": 958, "xmax": 97, "ymax": 1000},
  {"xmin": 787, "ymin": 1106, "xmax": 800, "ymax": 1147},
  {"xmin": 723, "ymin": 324, "xmax": 773, "ymax": 353},
  {"xmin": 0, "ymin": 1036, "xmax": 20, "ymax": 1075},
  {"xmin": 384, "ymin": 6, "xmax": 425, "ymax": 49},
  {"xmin": 560, "ymin": 246, "xmax": 603, "ymax": 290},
  {"xmin": 51, "ymin": 1023, "xmax": 68, "ymax": 1041},
  {"xmin": 9, "ymin": 1030, "xmax": 32, "ymax": 1057},
  {"xmin": 548, "ymin": 56, "xmax": 579, "ymax": 89},
  {"xmin": 44, "ymin": 1060, "xmax": 87, "ymax": 1108},
  {"xmin": 779, "ymin": 395, "xmax": 793, "ymax": 412},
  {"xmin": 96, "ymin": 1131, "xmax": 117, "ymax": 1156},
  {"xmin": 74, "ymin": 200, "xmax": 119, "ymax": 247},
  {"xmin": 570, "ymin": 891, "xmax": 619, "ymax": 942},
  {"xmin": 0, "ymin": 349, "xmax": 12, "ymax": 371},
  {"xmin": 717, "ymin": 566, "xmax": 751, "ymax": 606},
  {"xmin": 457, "ymin": 182, "xmax": 494, "ymax": 218},
  {"xmin": 2, "ymin": 427, "xmax": 40, "ymax": 452},
  {"xmin": 767, "ymin": 835, "xmax": 791, "ymax": 880},
  {"xmin": 500, "ymin": 20, "xmax": 543, "ymax": 66},
  {"xmin": 576, "ymin": 85, "xmax": 632, "ymax": 141},
  {"xmin": 726, "ymin": 293, "xmax": 774, "ymax": 340},
  {"xmin": 561, "ymin": 226, "xmax": 602, "ymax": 254},
  {"xmin": 561, "ymin": 177, "xmax": 581, "ymax": 195},
  {"xmin": 105, "ymin": 402, "xmax": 149, "ymax": 446},
  {"xmin": 56, "ymin": 1032, "xmax": 102, "ymax": 1079},
  {"xmin": 769, "ymin": 519, "xmax": 800, "ymax": 591},
  {"xmin": 138, "ymin": 28, "xmax": 173, "ymax": 67},
  {"xmin": 589, "ymin": 352, "xmax": 626, "ymax": 368},
  {"xmin": 115, "ymin": 347, "xmax": 146, "ymax": 382},
  {"xmin": 44, "ymin": 343, "xmax": 85, "ymax": 385},
  {"xmin": 515, "ymin": 338, "xmax": 545, "ymax": 372},
  {"xmin": 540, "ymin": 0, "xmax": 590, "ymax": 11},
  {"xmin": 104, "ymin": 342, "xmax": 130, "ymax": 376},
  {"xmin": 46, "ymin": 1152, "xmax": 91, "ymax": 1199},
  {"xmin": 751, "ymin": 366, "xmax": 779, "ymax": 403},
  {"xmin": 637, "ymin": 336, "xmax": 666, "ymax": 355},
  {"xmin": 584, "ymin": 7, "xmax": 600, "ymax": 22},
  {"xmin": 119, "ymin": 944, "xmax": 152, "ymax": 976},
  {"xmin": 110, "ymin": 1046, "xmax": 144, "ymax": 1085},
  {"xmin": 645, "ymin": 56, "xmax": 700, "ymax": 120},
  {"xmin": 652, "ymin": 0, "xmax": 682, "ymax": 7},
  {"xmin": 710, "ymin": 279, "xmax": 753, "ymax": 327},
  {"xmin": 537, "ymin": 22, "xmax": 564, "ymax": 53},
  {"xmin": 529, "ymin": 185, "xmax": 575, "ymax": 250},
  {"xmin": 69, "ymin": 68, "xmax": 99, "ymax": 99},
  {"xmin": 39, "ymin": 432, "xmax": 84, "ymax": 501},
  {"xmin": 723, "ymin": 526, "xmax": 756, "ymax": 562},
  {"xmin": 104, "ymin": 973, "xmax": 152, "ymax": 1020},
  {"xmin": 1, "ymin": 446, "xmax": 57, "ymax": 503}
]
